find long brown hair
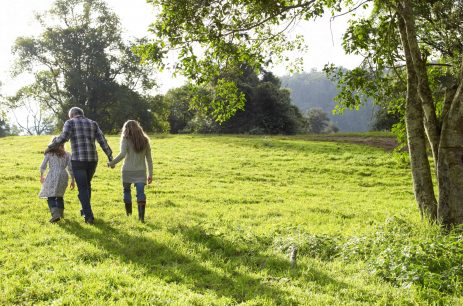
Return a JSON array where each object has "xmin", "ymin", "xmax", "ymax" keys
[
  {"xmin": 121, "ymin": 120, "xmax": 149, "ymax": 152},
  {"xmin": 45, "ymin": 137, "xmax": 66, "ymax": 157}
]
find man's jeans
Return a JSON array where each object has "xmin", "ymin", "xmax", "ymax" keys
[
  {"xmin": 72, "ymin": 161, "xmax": 97, "ymax": 219},
  {"xmin": 123, "ymin": 182, "xmax": 146, "ymax": 203}
]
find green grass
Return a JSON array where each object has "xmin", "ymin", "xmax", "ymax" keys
[{"xmin": 0, "ymin": 134, "xmax": 461, "ymax": 305}]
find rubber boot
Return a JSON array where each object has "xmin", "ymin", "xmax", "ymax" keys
[
  {"xmin": 57, "ymin": 208, "xmax": 64, "ymax": 219},
  {"xmin": 49, "ymin": 207, "xmax": 61, "ymax": 223},
  {"xmin": 124, "ymin": 201, "xmax": 132, "ymax": 216},
  {"xmin": 137, "ymin": 201, "xmax": 146, "ymax": 223}
]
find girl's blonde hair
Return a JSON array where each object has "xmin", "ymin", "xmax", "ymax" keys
[{"xmin": 121, "ymin": 120, "xmax": 149, "ymax": 152}]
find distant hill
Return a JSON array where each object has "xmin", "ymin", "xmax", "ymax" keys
[{"xmin": 280, "ymin": 71, "xmax": 375, "ymax": 132}]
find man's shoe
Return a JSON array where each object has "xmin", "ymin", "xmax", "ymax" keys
[{"xmin": 84, "ymin": 216, "xmax": 94, "ymax": 224}]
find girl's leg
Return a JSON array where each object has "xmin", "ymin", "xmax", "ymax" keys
[
  {"xmin": 56, "ymin": 197, "xmax": 64, "ymax": 218},
  {"xmin": 47, "ymin": 197, "xmax": 57, "ymax": 211},
  {"xmin": 135, "ymin": 183, "xmax": 146, "ymax": 202},
  {"xmin": 123, "ymin": 182, "xmax": 132, "ymax": 216},
  {"xmin": 47, "ymin": 197, "xmax": 60, "ymax": 223},
  {"xmin": 135, "ymin": 183, "xmax": 146, "ymax": 222}
]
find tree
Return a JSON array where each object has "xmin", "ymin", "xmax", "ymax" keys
[
  {"xmin": 138, "ymin": 0, "xmax": 463, "ymax": 226},
  {"xmin": 324, "ymin": 0, "xmax": 463, "ymax": 225},
  {"xmin": 162, "ymin": 69, "xmax": 305, "ymax": 134},
  {"xmin": 305, "ymin": 108, "xmax": 338, "ymax": 134},
  {"xmin": 0, "ymin": 119, "xmax": 11, "ymax": 137},
  {"xmin": 0, "ymin": 82, "xmax": 8, "ymax": 137},
  {"xmin": 5, "ymin": 86, "xmax": 56, "ymax": 135},
  {"xmin": 219, "ymin": 70, "xmax": 305, "ymax": 134},
  {"xmin": 163, "ymin": 85, "xmax": 197, "ymax": 133},
  {"xmin": 371, "ymin": 107, "xmax": 401, "ymax": 132},
  {"xmin": 9, "ymin": 0, "xmax": 157, "ymax": 132}
]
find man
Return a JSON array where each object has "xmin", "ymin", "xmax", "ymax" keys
[{"xmin": 48, "ymin": 107, "xmax": 112, "ymax": 224}]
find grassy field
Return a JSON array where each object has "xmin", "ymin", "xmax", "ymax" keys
[{"xmin": 0, "ymin": 134, "xmax": 461, "ymax": 305}]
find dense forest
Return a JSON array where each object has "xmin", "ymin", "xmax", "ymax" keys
[{"xmin": 281, "ymin": 71, "xmax": 376, "ymax": 132}]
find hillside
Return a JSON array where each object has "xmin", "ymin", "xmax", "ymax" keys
[
  {"xmin": 1, "ymin": 135, "xmax": 462, "ymax": 304},
  {"xmin": 281, "ymin": 71, "xmax": 376, "ymax": 132}
]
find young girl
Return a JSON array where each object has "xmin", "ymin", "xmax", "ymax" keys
[
  {"xmin": 108, "ymin": 120, "xmax": 153, "ymax": 222},
  {"xmin": 39, "ymin": 138, "xmax": 75, "ymax": 223}
]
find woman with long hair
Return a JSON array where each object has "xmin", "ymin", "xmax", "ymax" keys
[{"xmin": 108, "ymin": 120, "xmax": 153, "ymax": 222}]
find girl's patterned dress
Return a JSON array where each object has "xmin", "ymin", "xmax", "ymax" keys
[{"xmin": 39, "ymin": 152, "xmax": 73, "ymax": 198}]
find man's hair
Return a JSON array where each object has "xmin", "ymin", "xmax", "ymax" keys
[{"xmin": 68, "ymin": 107, "xmax": 84, "ymax": 118}]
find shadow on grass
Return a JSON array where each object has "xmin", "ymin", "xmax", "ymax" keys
[
  {"xmin": 164, "ymin": 224, "xmax": 370, "ymax": 299},
  {"xmin": 59, "ymin": 219, "xmax": 296, "ymax": 303}
]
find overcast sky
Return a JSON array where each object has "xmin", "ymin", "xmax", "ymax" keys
[{"xmin": 0, "ymin": 0, "xmax": 363, "ymax": 97}]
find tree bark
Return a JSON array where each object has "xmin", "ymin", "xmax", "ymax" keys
[
  {"xmin": 398, "ymin": 15, "xmax": 438, "ymax": 220},
  {"xmin": 437, "ymin": 65, "xmax": 463, "ymax": 226},
  {"xmin": 399, "ymin": 0, "xmax": 440, "ymax": 163}
]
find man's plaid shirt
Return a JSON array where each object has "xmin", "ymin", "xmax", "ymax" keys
[{"xmin": 50, "ymin": 116, "xmax": 112, "ymax": 162}]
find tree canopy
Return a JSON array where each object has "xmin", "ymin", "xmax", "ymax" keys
[
  {"xmin": 8, "ymin": 0, "xmax": 158, "ymax": 132},
  {"xmin": 163, "ymin": 69, "xmax": 305, "ymax": 134}
]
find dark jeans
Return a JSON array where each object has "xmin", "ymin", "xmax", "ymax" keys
[
  {"xmin": 72, "ymin": 161, "xmax": 97, "ymax": 219},
  {"xmin": 123, "ymin": 182, "xmax": 146, "ymax": 203},
  {"xmin": 47, "ymin": 197, "xmax": 64, "ymax": 210}
]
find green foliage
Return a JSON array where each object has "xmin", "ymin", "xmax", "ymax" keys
[
  {"xmin": 305, "ymin": 108, "xmax": 337, "ymax": 134},
  {"xmin": 9, "ymin": 0, "xmax": 158, "ymax": 132},
  {"xmin": 219, "ymin": 70, "xmax": 305, "ymax": 134},
  {"xmin": 371, "ymin": 106, "xmax": 401, "ymax": 132},
  {"xmin": 137, "ymin": 0, "xmax": 341, "ymax": 120},
  {"xmin": 209, "ymin": 79, "xmax": 246, "ymax": 123},
  {"xmin": 146, "ymin": 95, "xmax": 171, "ymax": 133},
  {"xmin": 164, "ymin": 85, "xmax": 196, "ymax": 133},
  {"xmin": 325, "ymin": 0, "xmax": 463, "ymax": 152},
  {"xmin": 0, "ymin": 119, "xmax": 11, "ymax": 137},
  {"xmin": 163, "ymin": 70, "xmax": 305, "ymax": 134},
  {"xmin": 277, "ymin": 216, "xmax": 463, "ymax": 299},
  {"xmin": 341, "ymin": 217, "xmax": 463, "ymax": 296}
]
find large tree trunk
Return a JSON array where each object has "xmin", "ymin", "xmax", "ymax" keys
[
  {"xmin": 399, "ymin": 0, "xmax": 440, "ymax": 163},
  {"xmin": 398, "ymin": 16, "xmax": 438, "ymax": 220},
  {"xmin": 399, "ymin": 0, "xmax": 463, "ymax": 226},
  {"xmin": 437, "ymin": 69, "xmax": 463, "ymax": 226}
]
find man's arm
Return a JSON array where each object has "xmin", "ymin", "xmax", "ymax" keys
[
  {"xmin": 95, "ymin": 122, "xmax": 113, "ymax": 161},
  {"xmin": 48, "ymin": 120, "xmax": 72, "ymax": 149}
]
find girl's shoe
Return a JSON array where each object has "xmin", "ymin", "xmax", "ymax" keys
[
  {"xmin": 49, "ymin": 208, "xmax": 61, "ymax": 223},
  {"xmin": 49, "ymin": 216, "xmax": 61, "ymax": 223},
  {"xmin": 57, "ymin": 208, "xmax": 64, "ymax": 218},
  {"xmin": 137, "ymin": 201, "xmax": 146, "ymax": 222}
]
